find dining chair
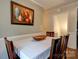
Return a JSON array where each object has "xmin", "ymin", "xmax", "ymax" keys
[
  {"xmin": 46, "ymin": 32, "xmax": 54, "ymax": 37},
  {"xmin": 61, "ymin": 34, "xmax": 69, "ymax": 59},
  {"xmin": 49, "ymin": 37, "xmax": 62, "ymax": 59},
  {"xmin": 4, "ymin": 37, "xmax": 20, "ymax": 59}
]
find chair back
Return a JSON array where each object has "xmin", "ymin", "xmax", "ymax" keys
[
  {"xmin": 4, "ymin": 37, "xmax": 16, "ymax": 59},
  {"xmin": 61, "ymin": 34, "xmax": 69, "ymax": 53},
  {"xmin": 46, "ymin": 32, "xmax": 54, "ymax": 37},
  {"xmin": 50, "ymin": 37, "xmax": 62, "ymax": 59}
]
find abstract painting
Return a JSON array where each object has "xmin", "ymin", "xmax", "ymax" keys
[{"xmin": 11, "ymin": 1, "xmax": 34, "ymax": 25}]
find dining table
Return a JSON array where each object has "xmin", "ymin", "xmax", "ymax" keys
[{"xmin": 13, "ymin": 36, "xmax": 60, "ymax": 59}]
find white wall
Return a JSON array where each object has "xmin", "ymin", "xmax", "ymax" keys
[
  {"xmin": 0, "ymin": 0, "xmax": 44, "ymax": 59},
  {"xmin": 68, "ymin": 32, "xmax": 77, "ymax": 49},
  {"xmin": 0, "ymin": 0, "xmax": 44, "ymax": 38},
  {"xmin": 43, "ymin": 1, "xmax": 77, "ymax": 49},
  {"xmin": 43, "ymin": 11, "xmax": 54, "ymax": 32},
  {"xmin": 68, "ymin": 8, "xmax": 77, "ymax": 32},
  {"xmin": 53, "ymin": 12, "xmax": 68, "ymax": 36},
  {"xmin": 67, "ymin": 8, "xmax": 77, "ymax": 49},
  {"xmin": 43, "ymin": 1, "xmax": 77, "ymax": 32}
]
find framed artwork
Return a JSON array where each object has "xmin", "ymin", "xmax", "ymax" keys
[{"xmin": 11, "ymin": 1, "xmax": 34, "ymax": 25}]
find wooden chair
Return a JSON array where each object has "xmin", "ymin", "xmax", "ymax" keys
[
  {"xmin": 49, "ymin": 38, "xmax": 62, "ymax": 59},
  {"xmin": 61, "ymin": 34, "xmax": 69, "ymax": 59},
  {"xmin": 46, "ymin": 32, "xmax": 54, "ymax": 37},
  {"xmin": 4, "ymin": 37, "xmax": 20, "ymax": 59}
]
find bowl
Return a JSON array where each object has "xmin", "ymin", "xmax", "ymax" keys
[{"xmin": 33, "ymin": 35, "xmax": 47, "ymax": 41}]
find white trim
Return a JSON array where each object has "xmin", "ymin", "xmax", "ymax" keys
[{"xmin": 30, "ymin": 0, "xmax": 43, "ymax": 8}]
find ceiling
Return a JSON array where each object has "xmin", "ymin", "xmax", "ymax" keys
[{"xmin": 31, "ymin": 0, "xmax": 77, "ymax": 10}]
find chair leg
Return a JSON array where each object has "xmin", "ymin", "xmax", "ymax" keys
[
  {"xmin": 64, "ymin": 53, "xmax": 66, "ymax": 59},
  {"xmin": 58, "ymin": 54, "xmax": 62, "ymax": 59},
  {"xmin": 16, "ymin": 54, "xmax": 20, "ymax": 59}
]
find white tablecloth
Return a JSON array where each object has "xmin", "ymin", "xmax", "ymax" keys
[{"xmin": 13, "ymin": 37, "xmax": 59, "ymax": 59}]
